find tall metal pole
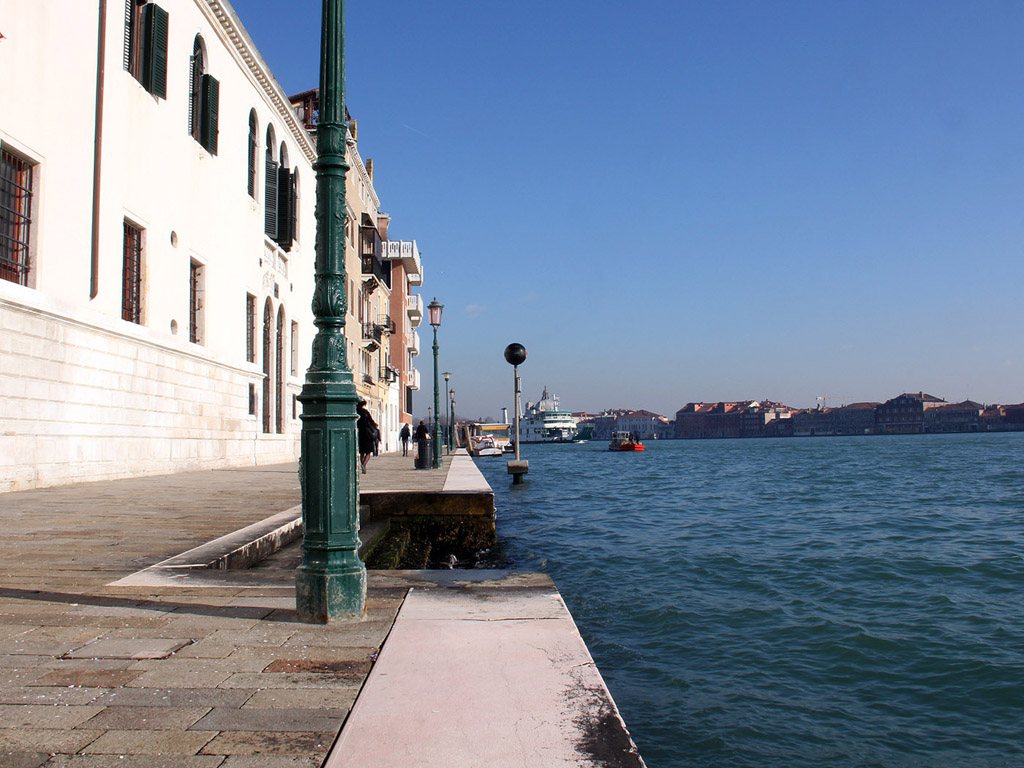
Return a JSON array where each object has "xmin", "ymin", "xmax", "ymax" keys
[
  {"xmin": 295, "ymin": 0, "xmax": 365, "ymax": 622},
  {"xmin": 442, "ymin": 373, "xmax": 450, "ymax": 454},
  {"xmin": 504, "ymin": 343, "xmax": 528, "ymax": 484},
  {"xmin": 432, "ymin": 326, "xmax": 441, "ymax": 468},
  {"xmin": 513, "ymin": 365, "xmax": 521, "ymax": 461}
]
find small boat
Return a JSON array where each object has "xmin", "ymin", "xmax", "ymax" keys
[
  {"xmin": 608, "ymin": 431, "xmax": 646, "ymax": 452},
  {"xmin": 463, "ymin": 422, "xmax": 514, "ymax": 457},
  {"xmin": 469, "ymin": 436, "xmax": 503, "ymax": 457}
]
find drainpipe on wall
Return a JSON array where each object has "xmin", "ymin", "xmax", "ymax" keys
[{"xmin": 90, "ymin": 0, "xmax": 107, "ymax": 299}]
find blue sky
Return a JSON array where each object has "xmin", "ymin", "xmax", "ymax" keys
[{"xmin": 229, "ymin": 0, "xmax": 1024, "ymax": 420}]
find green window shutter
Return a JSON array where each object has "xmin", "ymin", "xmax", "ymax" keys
[
  {"xmin": 141, "ymin": 3, "xmax": 168, "ymax": 99},
  {"xmin": 288, "ymin": 171, "xmax": 297, "ymax": 250},
  {"xmin": 276, "ymin": 166, "xmax": 292, "ymax": 249},
  {"xmin": 265, "ymin": 158, "xmax": 279, "ymax": 238},
  {"xmin": 200, "ymin": 74, "xmax": 219, "ymax": 154}
]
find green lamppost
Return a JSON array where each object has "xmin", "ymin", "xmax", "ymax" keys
[
  {"xmin": 427, "ymin": 299, "xmax": 443, "ymax": 468},
  {"xmin": 295, "ymin": 0, "xmax": 365, "ymax": 622},
  {"xmin": 442, "ymin": 371, "xmax": 451, "ymax": 452},
  {"xmin": 449, "ymin": 389, "xmax": 456, "ymax": 450}
]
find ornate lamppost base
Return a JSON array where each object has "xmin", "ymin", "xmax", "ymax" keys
[{"xmin": 296, "ymin": 565, "xmax": 366, "ymax": 623}]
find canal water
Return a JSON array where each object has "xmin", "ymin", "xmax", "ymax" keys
[{"xmin": 473, "ymin": 432, "xmax": 1024, "ymax": 768}]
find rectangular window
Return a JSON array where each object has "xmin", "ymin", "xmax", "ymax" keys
[
  {"xmin": 246, "ymin": 293, "xmax": 256, "ymax": 362},
  {"xmin": 189, "ymin": 260, "xmax": 204, "ymax": 344},
  {"xmin": 249, "ymin": 383, "xmax": 256, "ymax": 415},
  {"xmin": 125, "ymin": 2, "xmax": 168, "ymax": 99},
  {"xmin": 122, "ymin": 220, "xmax": 143, "ymax": 323},
  {"xmin": 0, "ymin": 149, "xmax": 35, "ymax": 286},
  {"xmin": 290, "ymin": 320, "xmax": 299, "ymax": 375}
]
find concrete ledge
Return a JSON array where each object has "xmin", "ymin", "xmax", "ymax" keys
[
  {"xmin": 326, "ymin": 575, "xmax": 646, "ymax": 768},
  {"xmin": 140, "ymin": 506, "xmax": 303, "ymax": 570}
]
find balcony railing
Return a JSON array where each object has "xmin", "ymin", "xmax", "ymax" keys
[
  {"xmin": 410, "ymin": 330, "xmax": 420, "ymax": 355},
  {"xmin": 407, "ymin": 294, "xmax": 422, "ymax": 326},
  {"xmin": 409, "ymin": 368, "xmax": 421, "ymax": 391},
  {"xmin": 362, "ymin": 322, "xmax": 384, "ymax": 350}
]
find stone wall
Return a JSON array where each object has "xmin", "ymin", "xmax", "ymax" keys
[{"xmin": 1, "ymin": 296, "xmax": 298, "ymax": 493}]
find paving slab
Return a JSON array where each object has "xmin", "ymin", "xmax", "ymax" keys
[
  {"xmin": 45, "ymin": 756, "xmax": 226, "ymax": 768},
  {"xmin": 0, "ymin": 704, "xmax": 104, "ymax": 729},
  {"xmin": 326, "ymin": 584, "xmax": 645, "ymax": 768},
  {"xmin": 79, "ymin": 705, "xmax": 210, "ymax": 730},
  {"xmin": 91, "ymin": 688, "xmax": 254, "ymax": 709},
  {"xmin": 190, "ymin": 707, "xmax": 348, "ymax": 733},
  {"xmin": 199, "ymin": 731, "xmax": 335, "ymax": 757},
  {"xmin": 64, "ymin": 638, "xmax": 193, "ymax": 660},
  {"xmin": 0, "ymin": 752, "xmax": 50, "ymax": 768},
  {"xmin": 81, "ymin": 729, "xmax": 218, "ymax": 755},
  {"xmin": 0, "ymin": 729, "xmax": 102, "ymax": 754}
]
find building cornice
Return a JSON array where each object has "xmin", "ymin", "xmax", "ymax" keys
[
  {"xmin": 347, "ymin": 137, "xmax": 380, "ymax": 210},
  {"xmin": 200, "ymin": 0, "xmax": 316, "ymax": 164}
]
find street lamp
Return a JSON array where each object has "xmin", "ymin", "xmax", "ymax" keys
[
  {"xmin": 442, "ymin": 371, "xmax": 451, "ymax": 453},
  {"xmin": 449, "ymin": 389, "xmax": 456, "ymax": 450},
  {"xmin": 504, "ymin": 343, "xmax": 528, "ymax": 484},
  {"xmin": 295, "ymin": 0, "xmax": 365, "ymax": 622},
  {"xmin": 428, "ymin": 298, "xmax": 443, "ymax": 468}
]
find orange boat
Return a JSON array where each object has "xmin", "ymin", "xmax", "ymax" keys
[{"xmin": 608, "ymin": 431, "xmax": 646, "ymax": 451}]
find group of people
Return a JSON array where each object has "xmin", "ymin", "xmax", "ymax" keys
[{"xmin": 356, "ymin": 399, "xmax": 430, "ymax": 473}]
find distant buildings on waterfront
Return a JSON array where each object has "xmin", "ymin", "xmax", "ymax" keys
[{"xmin": 576, "ymin": 393, "xmax": 1024, "ymax": 441}]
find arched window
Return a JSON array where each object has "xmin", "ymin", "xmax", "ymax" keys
[
  {"xmin": 247, "ymin": 110, "xmax": 258, "ymax": 198},
  {"xmin": 276, "ymin": 305, "xmax": 286, "ymax": 433},
  {"xmin": 264, "ymin": 126, "xmax": 278, "ymax": 239},
  {"xmin": 262, "ymin": 297, "xmax": 273, "ymax": 434},
  {"xmin": 189, "ymin": 35, "xmax": 219, "ymax": 154}
]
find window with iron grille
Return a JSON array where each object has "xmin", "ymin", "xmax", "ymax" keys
[
  {"xmin": 1, "ymin": 149, "xmax": 35, "ymax": 286},
  {"xmin": 122, "ymin": 220, "xmax": 143, "ymax": 323},
  {"xmin": 124, "ymin": 1, "xmax": 167, "ymax": 98},
  {"xmin": 189, "ymin": 260, "xmax": 204, "ymax": 344},
  {"xmin": 246, "ymin": 293, "xmax": 256, "ymax": 362}
]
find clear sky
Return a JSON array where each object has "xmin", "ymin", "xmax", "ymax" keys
[{"xmin": 228, "ymin": 0, "xmax": 1024, "ymax": 420}]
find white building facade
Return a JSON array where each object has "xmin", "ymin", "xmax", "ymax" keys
[{"xmin": 0, "ymin": 0, "xmax": 323, "ymax": 491}]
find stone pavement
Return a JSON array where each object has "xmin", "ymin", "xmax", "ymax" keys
[{"xmin": 0, "ymin": 454, "xmax": 454, "ymax": 767}]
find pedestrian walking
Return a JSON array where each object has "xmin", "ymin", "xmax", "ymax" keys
[
  {"xmin": 356, "ymin": 400, "xmax": 379, "ymax": 474},
  {"xmin": 400, "ymin": 423, "xmax": 411, "ymax": 456}
]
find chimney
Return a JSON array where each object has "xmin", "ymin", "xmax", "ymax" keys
[
  {"xmin": 366, "ymin": 158, "xmax": 373, "ymax": 181},
  {"xmin": 348, "ymin": 118, "xmax": 357, "ymax": 142}
]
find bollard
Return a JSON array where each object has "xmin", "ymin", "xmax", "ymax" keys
[{"xmin": 507, "ymin": 459, "xmax": 529, "ymax": 485}]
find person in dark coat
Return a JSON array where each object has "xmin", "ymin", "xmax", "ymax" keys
[
  {"xmin": 414, "ymin": 420, "xmax": 429, "ymax": 440},
  {"xmin": 356, "ymin": 400, "xmax": 379, "ymax": 474},
  {"xmin": 399, "ymin": 423, "xmax": 411, "ymax": 456}
]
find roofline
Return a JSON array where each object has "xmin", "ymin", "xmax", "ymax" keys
[{"xmin": 201, "ymin": 0, "xmax": 316, "ymax": 164}]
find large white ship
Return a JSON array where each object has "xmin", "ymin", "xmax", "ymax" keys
[{"xmin": 518, "ymin": 387, "xmax": 579, "ymax": 444}]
